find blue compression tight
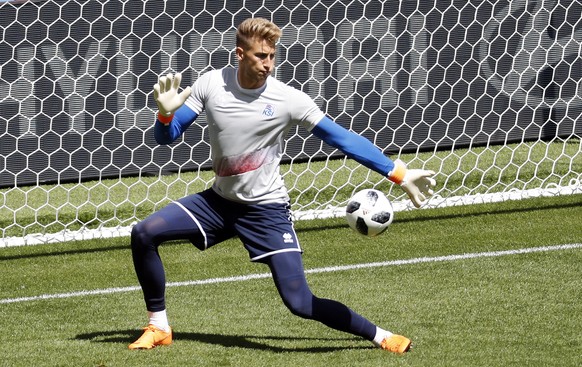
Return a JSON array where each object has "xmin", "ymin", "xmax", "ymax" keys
[
  {"xmin": 131, "ymin": 214, "xmax": 377, "ymax": 342},
  {"xmin": 266, "ymin": 252, "xmax": 377, "ymax": 341}
]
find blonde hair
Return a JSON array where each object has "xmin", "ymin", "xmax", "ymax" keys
[{"xmin": 236, "ymin": 18, "xmax": 282, "ymax": 48}]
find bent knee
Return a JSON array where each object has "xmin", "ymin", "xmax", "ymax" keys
[
  {"xmin": 283, "ymin": 295, "xmax": 314, "ymax": 319},
  {"xmin": 131, "ymin": 220, "xmax": 159, "ymax": 250}
]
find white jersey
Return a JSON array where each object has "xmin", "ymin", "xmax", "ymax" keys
[{"xmin": 184, "ymin": 67, "xmax": 325, "ymax": 204}]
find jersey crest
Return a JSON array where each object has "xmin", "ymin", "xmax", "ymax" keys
[{"xmin": 262, "ymin": 104, "xmax": 275, "ymax": 117}]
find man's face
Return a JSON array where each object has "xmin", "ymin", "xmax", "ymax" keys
[{"xmin": 236, "ymin": 37, "xmax": 276, "ymax": 89}]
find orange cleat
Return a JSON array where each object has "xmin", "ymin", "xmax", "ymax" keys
[
  {"xmin": 379, "ymin": 334, "xmax": 412, "ymax": 354},
  {"xmin": 128, "ymin": 324, "xmax": 172, "ymax": 350}
]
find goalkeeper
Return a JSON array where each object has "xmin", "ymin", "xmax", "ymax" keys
[{"xmin": 129, "ymin": 17, "xmax": 435, "ymax": 353}]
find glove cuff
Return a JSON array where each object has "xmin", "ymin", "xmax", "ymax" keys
[
  {"xmin": 387, "ymin": 159, "xmax": 407, "ymax": 185},
  {"xmin": 157, "ymin": 112, "xmax": 174, "ymax": 125}
]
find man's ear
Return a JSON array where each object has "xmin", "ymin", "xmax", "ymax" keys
[{"xmin": 235, "ymin": 46, "xmax": 244, "ymax": 61}]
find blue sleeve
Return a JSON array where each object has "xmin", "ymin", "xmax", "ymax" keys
[
  {"xmin": 154, "ymin": 104, "xmax": 199, "ymax": 145},
  {"xmin": 310, "ymin": 116, "xmax": 394, "ymax": 176}
]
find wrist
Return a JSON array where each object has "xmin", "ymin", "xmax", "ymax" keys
[
  {"xmin": 157, "ymin": 112, "xmax": 174, "ymax": 125},
  {"xmin": 387, "ymin": 159, "xmax": 407, "ymax": 185}
]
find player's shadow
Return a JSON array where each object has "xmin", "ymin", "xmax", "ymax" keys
[{"xmin": 75, "ymin": 329, "xmax": 368, "ymax": 353}]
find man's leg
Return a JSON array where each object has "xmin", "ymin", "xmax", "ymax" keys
[
  {"xmin": 265, "ymin": 252, "xmax": 411, "ymax": 353},
  {"xmin": 129, "ymin": 201, "xmax": 207, "ymax": 349},
  {"xmin": 266, "ymin": 252, "xmax": 376, "ymax": 338},
  {"xmin": 131, "ymin": 204, "xmax": 202, "ymax": 312}
]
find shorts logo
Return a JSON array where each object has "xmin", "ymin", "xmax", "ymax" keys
[
  {"xmin": 282, "ymin": 232, "xmax": 294, "ymax": 243},
  {"xmin": 262, "ymin": 104, "xmax": 275, "ymax": 117}
]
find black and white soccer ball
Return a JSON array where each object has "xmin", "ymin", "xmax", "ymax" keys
[{"xmin": 345, "ymin": 189, "xmax": 394, "ymax": 237}]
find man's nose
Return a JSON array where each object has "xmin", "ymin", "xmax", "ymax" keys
[{"xmin": 263, "ymin": 57, "xmax": 274, "ymax": 70}]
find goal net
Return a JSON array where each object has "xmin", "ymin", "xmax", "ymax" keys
[{"xmin": 1, "ymin": 0, "xmax": 581, "ymax": 246}]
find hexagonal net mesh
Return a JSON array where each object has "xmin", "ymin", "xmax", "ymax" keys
[{"xmin": 0, "ymin": 0, "xmax": 580, "ymax": 246}]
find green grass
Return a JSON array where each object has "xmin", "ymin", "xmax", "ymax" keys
[{"xmin": 1, "ymin": 194, "xmax": 581, "ymax": 366}]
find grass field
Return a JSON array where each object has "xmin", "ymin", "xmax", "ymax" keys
[{"xmin": 1, "ymin": 193, "xmax": 581, "ymax": 366}]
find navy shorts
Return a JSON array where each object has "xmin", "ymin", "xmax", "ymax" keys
[{"xmin": 170, "ymin": 188, "xmax": 302, "ymax": 262}]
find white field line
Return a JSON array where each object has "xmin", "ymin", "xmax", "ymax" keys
[{"xmin": 1, "ymin": 243, "xmax": 580, "ymax": 305}]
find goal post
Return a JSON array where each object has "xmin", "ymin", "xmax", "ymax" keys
[{"xmin": 0, "ymin": 0, "xmax": 580, "ymax": 247}]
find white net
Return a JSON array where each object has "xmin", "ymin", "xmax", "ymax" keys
[{"xmin": 1, "ymin": 0, "xmax": 581, "ymax": 247}]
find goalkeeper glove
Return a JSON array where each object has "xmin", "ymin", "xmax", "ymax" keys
[
  {"xmin": 153, "ymin": 73, "xmax": 192, "ymax": 123},
  {"xmin": 388, "ymin": 159, "xmax": 436, "ymax": 208}
]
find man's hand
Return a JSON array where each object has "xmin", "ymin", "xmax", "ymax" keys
[
  {"xmin": 388, "ymin": 159, "xmax": 436, "ymax": 208},
  {"xmin": 153, "ymin": 73, "xmax": 192, "ymax": 117}
]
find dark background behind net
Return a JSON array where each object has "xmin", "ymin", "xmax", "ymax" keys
[{"xmin": 1, "ymin": 0, "xmax": 580, "ymax": 187}]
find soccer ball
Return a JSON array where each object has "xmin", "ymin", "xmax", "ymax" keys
[{"xmin": 345, "ymin": 189, "xmax": 394, "ymax": 237}]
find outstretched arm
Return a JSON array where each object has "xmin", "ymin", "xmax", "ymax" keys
[
  {"xmin": 311, "ymin": 116, "xmax": 394, "ymax": 175},
  {"xmin": 311, "ymin": 116, "xmax": 436, "ymax": 208}
]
